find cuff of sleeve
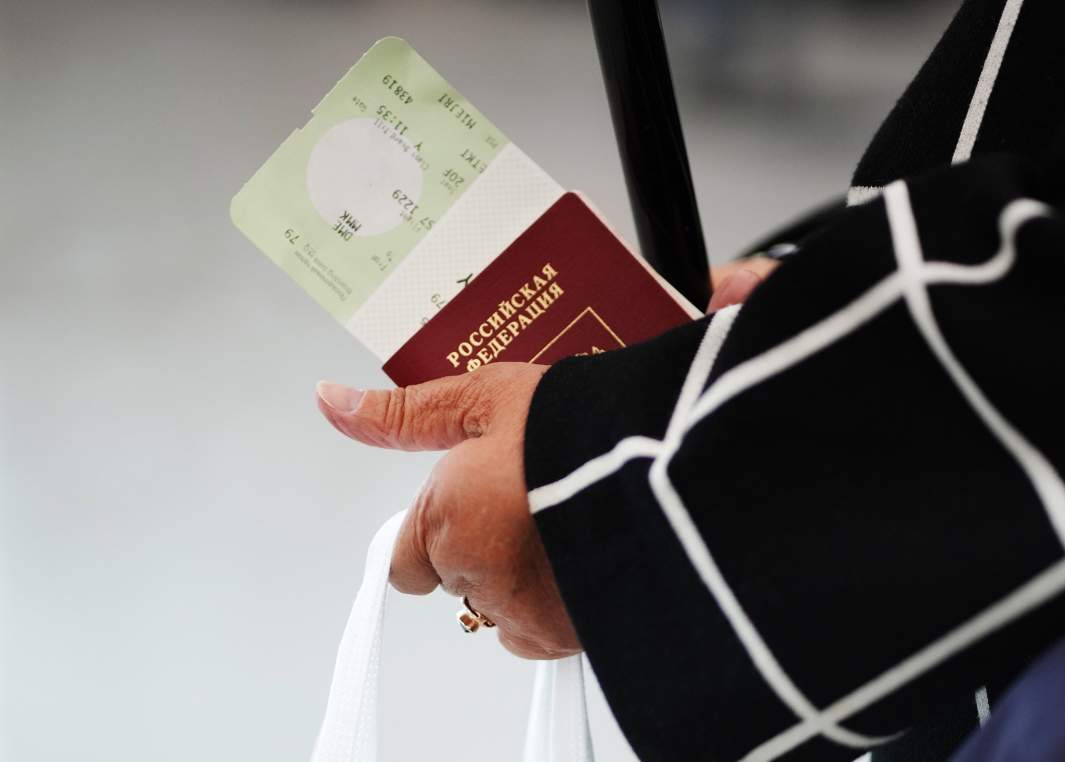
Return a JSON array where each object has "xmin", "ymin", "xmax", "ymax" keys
[
  {"xmin": 522, "ymin": 314, "xmax": 799, "ymax": 761},
  {"xmin": 523, "ymin": 315, "xmax": 711, "ymax": 490}
]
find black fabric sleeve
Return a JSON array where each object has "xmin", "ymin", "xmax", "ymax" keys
[
  {"xmin": 830, "ymin": 0, "xmax": 1065, "ymax": 758},
  {"xmin": 851, "ymin": 0, "xmax": 1065, "ymax": 195},
  {"xmin": 523, "ymin": 155, "xmax": 1065, "ymax": 762}
]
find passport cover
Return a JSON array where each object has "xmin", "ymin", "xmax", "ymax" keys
[{"xmin": 383, "ymin": 193, "xmax": 696, "ymax": 386}]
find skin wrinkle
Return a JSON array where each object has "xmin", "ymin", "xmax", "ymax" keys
[
  {"xmin": 384, "ymin": 386, "xmax": 412, "ymax": 449},
  {"xmin": 455, "ymin": 377, "xmax": 492, "ymax": 439}
]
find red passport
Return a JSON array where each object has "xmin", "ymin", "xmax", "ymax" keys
[{"xmin": 383, "ymin": 193, "xmax": 698, "ymax": 386}]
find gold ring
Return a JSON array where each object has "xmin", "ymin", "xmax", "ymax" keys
[{"xmin": 456, "ymin": 596, "xmax": 496, "ymax": 633}]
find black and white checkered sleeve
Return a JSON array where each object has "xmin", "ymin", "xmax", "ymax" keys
[
  {"xmin": 523, "ymin": 155, "xmax": 1065, "ymax": 762},
  {"xmin": 848, "ymin": 0, "xmax": 1063, "ymax": 206}
]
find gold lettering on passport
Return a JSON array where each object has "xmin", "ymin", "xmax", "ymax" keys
[{"xmin": 444, "ymin": 263, "xmax": 562, "ymax": 371}]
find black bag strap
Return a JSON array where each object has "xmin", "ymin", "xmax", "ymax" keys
[{"xmin": 588, "ymin": 0, "xmax": 710, "ymax": 310}]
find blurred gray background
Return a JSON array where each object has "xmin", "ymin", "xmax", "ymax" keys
[{"xmin": 1, "ymin": 0, "xmax": 955, "ymax": 760}]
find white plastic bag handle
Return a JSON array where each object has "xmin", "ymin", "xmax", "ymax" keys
[
  {"xmin": 523, "ymin": 650, "xmax": 593, "ymax": 762},
  {"xmin": 310, "ymin": 510, "xmax": 594, "ymax": 762}
]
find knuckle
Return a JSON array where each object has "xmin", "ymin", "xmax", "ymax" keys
[
  {"xmin": 408, "ymin": 383, "xmax": 457, "ymax": 443},
  {"xmin": 380, "ymin": 386, "xmax": 409, "ymax": 444},
  {"xmin": 409, "ymin": 376, "xmax": 493, "ymax": 442},
  {"xmin": 453, "ymin": 378, "xmax": 493, "ymax": 438}
]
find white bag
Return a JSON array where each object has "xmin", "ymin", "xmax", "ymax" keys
[{"xmin": 310, "ymin": 510, "xmax": 595, "ymax": 762}]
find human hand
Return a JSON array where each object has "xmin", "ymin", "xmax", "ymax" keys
[
  {"xmin": 707, "ymin": 256, "xmax": 780, "ymax": 312},
  {"xmin": 315, "ymin": 257, "xmax": 778, "ymax": 659},
  {"xmin": 316, "ymin": 363, "xmax": 579, "ymax": 659}
]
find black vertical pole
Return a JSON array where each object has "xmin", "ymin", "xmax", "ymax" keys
[{"xmin": 587, "ymin": 0, "xmax": 711, "ymax": 310}]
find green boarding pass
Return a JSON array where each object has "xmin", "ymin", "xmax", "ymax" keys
[{"xmin": 230, "ymin": 37, "xmax": 509, "ymax": 325}]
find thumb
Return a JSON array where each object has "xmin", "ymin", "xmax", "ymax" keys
[{"xmin": 316, "ymin": 373, "xmax": 493, "ymax": 451}]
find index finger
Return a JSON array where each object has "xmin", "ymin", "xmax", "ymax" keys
[{"xmin": 389, "ymin": 474, "xmax": 444, "ymax": 595}]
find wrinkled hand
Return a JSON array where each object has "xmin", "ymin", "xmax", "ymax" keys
[
  {"xmin": 315, "ymin": 256, "xmax": 779, "ymax": 659},
  {"xmin": 317, "ymin": 362, "xmax": 577, "ymax": 659}
]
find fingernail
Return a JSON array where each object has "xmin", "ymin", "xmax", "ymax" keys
[
  {"xmin": 316, "ymin": 380, "xmax": 364, "ymax": 413},
  {"xmin": 708, "ymin": 268, "xmax": 762, "ymax": 312}
]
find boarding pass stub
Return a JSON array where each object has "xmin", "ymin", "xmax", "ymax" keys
[{"xmin": 230, "ymin": 37, "xmax": 560, "ymax": 351}]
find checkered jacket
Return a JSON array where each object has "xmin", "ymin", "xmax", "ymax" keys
[{"xmin": 523, "ymin": 1, "xmax": 1065, "ymax": 760}]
